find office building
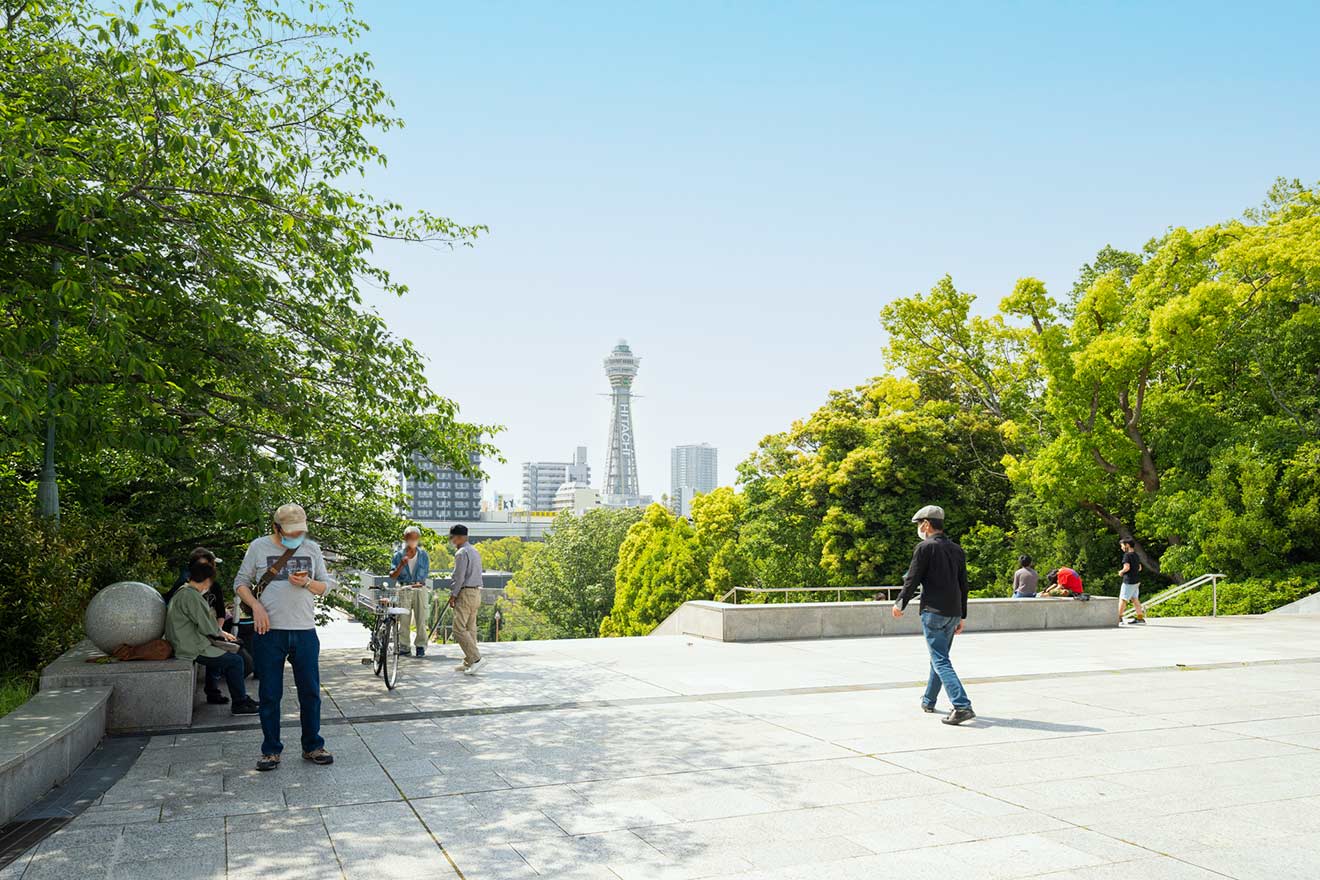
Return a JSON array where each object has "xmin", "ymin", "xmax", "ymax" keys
[
  {"xmin": 671, "ymin": 443, "xmax": 717, "ymax": 517},
  {"xmin": 522, "ymin": 446, "xmax": 590, "ymax": 511},
  {"xmin": 402, "ymin": 450, "xmax": 481, "ymax": 522},
  {"xmin": 553, "ymin": 481, "xmax": 601, "ymax": 515},
  {"xmin": 602, "ymin": 340, "xmax": 642, "ymax": 507}
]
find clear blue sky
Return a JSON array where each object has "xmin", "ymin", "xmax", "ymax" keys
[{"xmin": 352, "ymin": 1, "xmax": 1320, "ymax": 501}]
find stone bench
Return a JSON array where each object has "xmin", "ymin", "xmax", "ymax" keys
[
  {"xmin": 653, "ymin": 596, "xmax": 1120, "ymax": 642},
  {"xmin": 40, "ymin": 640, "xmax": 195, "ymax": 732},
  {"xmin": 0, "ymin": 686, "xmax": 110, "ymax": 825}
]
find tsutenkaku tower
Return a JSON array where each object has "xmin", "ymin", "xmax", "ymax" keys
[{"xmin": 602, "ymin": 340, "xmax": 641, "ymax": 506}]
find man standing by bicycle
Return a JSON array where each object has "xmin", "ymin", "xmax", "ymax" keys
[
  {"xmin": 235, "ymin": 503, "xmax": 335, "ymax": 772},
  {"xmin": 389, "ymin": 525, "xmax": 431, "ymax": 657},
  {"xmin": 448, "ymin": 524, "xmax": 485, "ymax": 674}
]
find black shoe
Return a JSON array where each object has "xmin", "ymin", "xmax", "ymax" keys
[
  {"xmin": 942, "ymin": 707, "xmax": 976, "ymax": 726},
  {"xmin": 415, "ymin": 646, "xmax": 426, "ymax": 657},
  {"xmin": 922, "ymin": 704, "xmax": 936, "ymax": 713},
  {"xmin": 1073, "ymin": 593, "xmax": 1091, "ymax": 601},
  {"xmin": 231, "ymin": 698, "xmax": 260, "ymax": 716},
  {"xmin": 1130, "ymin": 617, "xmax": 1147, "ymax": 625},
  {"xmin": 256, "ymin": 754, "xmax": 281, "ymax": 772},
  {"xmin": 206, "ymin": 693, "xmax": 230, "ymax": 705}
]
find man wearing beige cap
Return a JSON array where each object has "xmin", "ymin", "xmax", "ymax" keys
[{"xmin": 235, "ymin": 503, "xmax": 336, "ymax": 771}]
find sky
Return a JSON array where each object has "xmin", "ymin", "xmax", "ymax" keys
[{"xmin": 350, "ymin": 1, "xmax": 1320, "ymax": 502}]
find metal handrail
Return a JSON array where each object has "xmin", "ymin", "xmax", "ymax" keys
[
  {"xmin": 1125, "ymin": 573, "xmax": 1226, "ymax": 619},
  {"xmin": 719, "ymin": 586, "xmax": 903, "ymax": 604}
]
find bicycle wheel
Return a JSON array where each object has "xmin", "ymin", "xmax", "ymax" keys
[
  {"xmin": 373, "ymin": 618, "xmax": 388, "ymax": 677},
  {"xmin": 384, "ymin": 617, "xmax": 401, "ymax": 690}
]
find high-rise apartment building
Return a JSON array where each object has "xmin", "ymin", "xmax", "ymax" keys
[
  {"xmin": 522, "ymin": 447, "xmax": 590, "ymax": 511},
  {"xmin": 602, "ymin": 340, "xmax": 642, "ymax": 507},
  {"xmin": 402, "ymin": 450, "xmax": 482, "ymax": 522},
  {"xmin": 671, "ymin": 443, "xmax": 717, "ymax": 517}
]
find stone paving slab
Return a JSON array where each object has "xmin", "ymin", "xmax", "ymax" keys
[{"xmin": 6, "ymin": 614, "xmax": 1320, "ymax": 879}]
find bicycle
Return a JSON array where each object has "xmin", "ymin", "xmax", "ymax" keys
[{"xmin": 357, "ymin": 578, "xmax": 411, "ymax": 690}]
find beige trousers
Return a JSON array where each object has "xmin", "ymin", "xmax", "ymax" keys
[
  {"xmin": 452, "ymin": 588, "xmax": 482, "ymax": 666},
  {"xmin": 397, "ymin": 586, "xmax": 431, "ymax": 648}
]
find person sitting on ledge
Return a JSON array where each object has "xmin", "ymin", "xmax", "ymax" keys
[
  {"xmin": 165, "ymin": 554, "xmax": 259, "ymax": 715},
  {"xmin": 1040, "ymin": 566, "xmax": 1084, "ymax": 598},
  {"xmin": 1012, "ymin": 555, "xmax": 1038, "ymax": 598}
]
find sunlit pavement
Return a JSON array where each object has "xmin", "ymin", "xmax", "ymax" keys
[{"xmin": 6, "ymin": 614, "xmax": 1320, "ymax": 879}]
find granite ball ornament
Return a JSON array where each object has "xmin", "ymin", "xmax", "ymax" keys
[{"xmin": 83, "ymin": 581, "xmax": 167, "ymax": 654}]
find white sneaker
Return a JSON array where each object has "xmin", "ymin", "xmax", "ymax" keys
[
  {"xmin": 463, "ymin": 658, "xmax": 485, "ymax": 675},
  {"xmin": 454, "ymin": 663, "xmax": 468, "ymax": 672}
]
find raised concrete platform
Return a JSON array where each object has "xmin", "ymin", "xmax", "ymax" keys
[
  {"xmin": 0, "ymin": 687, "xmax": 109, "ymax": 826},
  {"xmin": 654, "ymin": 596, "xmax": 1118, "ymax": 641},
  {"xmin": 7, "ymin": 614, "xmax": 1320, "ymax": 880},
  {"xmin": 39, "ymin": 641, "xmax": 194, "ymax": 733}
]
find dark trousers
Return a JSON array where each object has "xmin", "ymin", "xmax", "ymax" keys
[
  {"xmin": 196, "ymin": 652, "xmax": 249, "ymax": 703},
  {"xmin": 237, "ymin": 621, "xmax": 256, "ymax": 677},
  {"xmin": 253, "ymin": 629, "xmax": 324, "ymax": 757}
]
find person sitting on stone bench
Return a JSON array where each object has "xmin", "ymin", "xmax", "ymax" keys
[
  {"xmin": 165, "ymin": 554, "xmax": 259, "ymax": 715},
  {"xmin": 165, "ymin": 547, "xmax": 234, "ymax": 705}
]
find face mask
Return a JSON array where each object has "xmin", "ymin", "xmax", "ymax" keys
[
  {"xmin": 280, "ymin": 534, "xmax": 305, "ymax": 550},
  {"xmin": 406, "ymin": 541, "xmax": 419, "ymax": 550},
  {"xmin": 916, "ymin": 525, "xmax": 926, "ymax": 540}
]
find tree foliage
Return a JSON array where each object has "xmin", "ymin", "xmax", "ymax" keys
[
  {"xmin": 504, "ymin": 508, "xmax": 642, "ymax": 639},
  {"xmin": 601, "ymin": 505, "xmax": 706, "ymax": 637},
  {"xmin": 0, "ymin": 0, "xmax": 496, "ymax": 572}
]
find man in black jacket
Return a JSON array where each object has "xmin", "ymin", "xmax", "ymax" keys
[{"xmin": 891, "ymin": 505, "xmax": 975, "ymax": 725}]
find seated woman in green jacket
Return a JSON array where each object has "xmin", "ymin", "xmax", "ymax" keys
[{"xmin": 165, "ymin": 555, "xmax": 259, "ymax": 715}]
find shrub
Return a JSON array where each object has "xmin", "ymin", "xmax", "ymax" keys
[
  {"xmin": 1146, "ymin": 566, "xmax": 1320, "ymax": 617},
  {"xmin": 0, "ymin": 505, "xmax": 161, "ymax": 673}
]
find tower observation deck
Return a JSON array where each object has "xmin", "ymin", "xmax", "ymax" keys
[{"xmin": 602, "ymin": 340, "xmax": 642, "ymax": 507}]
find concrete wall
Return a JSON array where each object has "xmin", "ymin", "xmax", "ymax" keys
[
  {"xmin": 0, "ymin": 687, "xmax": 109, "ymax": 825},
  {"xmin": 1269, "ymin": 591, "xmax": 1320, "ymax": 614},
  {"xmin": 40, "ymin": 640, "xmax": 194, "ymax": 732},
  {"xmin": 653, "ymin": 597, "xmax": 1118, "ymax": 642}
]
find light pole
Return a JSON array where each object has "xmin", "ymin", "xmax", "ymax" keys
[{"xmin": 37, "ymin": 260, "xmax": 62, "ymax": 523}]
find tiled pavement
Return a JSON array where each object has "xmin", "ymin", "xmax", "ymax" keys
[{"xmin": 5, "ymin": 614, "xmax": 1320, "ymax": 879}]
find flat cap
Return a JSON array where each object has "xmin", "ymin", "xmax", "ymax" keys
[{"xmin": 911, "ymin": 504, "xmax": 945, "ymax": 522}]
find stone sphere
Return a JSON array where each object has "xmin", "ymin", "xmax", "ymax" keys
[{"xmin": 84, "ymin": 581, "xmax": 167, "ymax": 654}]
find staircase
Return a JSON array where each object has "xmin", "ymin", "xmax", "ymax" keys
[{"xmin": 1125, "ymin": 572, "xmax": 1226, "ymax": 619}]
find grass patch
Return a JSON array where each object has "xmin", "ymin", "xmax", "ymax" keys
[{"xmin": 0, "ymin": 671, "xmax": 37, "ymax": 717}]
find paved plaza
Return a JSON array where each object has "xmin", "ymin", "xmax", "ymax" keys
[{"xmin": 5, "ymin": 614, "xmax": 1320, "ymax": 879}]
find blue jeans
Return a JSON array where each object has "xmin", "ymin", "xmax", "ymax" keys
[
  {"xmin": 921, "ymin": 611, "xmax": 971, "ymax": 710},
  {"xmin": 195, "ymin": 652, "xmax": 249, "ymax": 703},
  {"xmin": 253, "ymin": 629, "xmax": 324, "ymax": 756}
]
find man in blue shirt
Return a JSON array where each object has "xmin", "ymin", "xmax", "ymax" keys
[{"xmin": 389, "ymin": 525, "xmax": 431, "ymax": 657}]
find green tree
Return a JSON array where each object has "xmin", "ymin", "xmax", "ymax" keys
[
  {"xmin": 738, "ymin": 377, "xmax": 1013, "ymax": 587},
  {"xmin": 473, "ymin": 536, "xmax": 532, "ymax": 574},
  {"xmin": 0, "ymin": 0, "xmax": 495, "ymax": 567},
  {"xmin": 602, "ymin": 504, "xmax": 706, "ymax": 637},
  {"xmin": 504, "ymin": 508, "xmax": 642, "ymax": 639},
  {"xmin": 690, "ymin": 487, "xmax": 753, "ymax": 598}
]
